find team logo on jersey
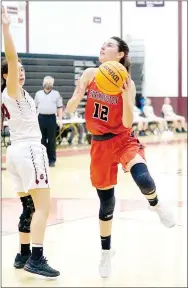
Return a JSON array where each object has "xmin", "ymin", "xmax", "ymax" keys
[{"xmin": 88, "ymin": 89, "xmax": 119, "ymax": 105}]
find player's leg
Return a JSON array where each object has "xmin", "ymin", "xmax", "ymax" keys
[
  {"xmin": 14, "ymin": 192, "xmax": 35, "ymax": 269},
  {"xmin": 120, "ymin": 138, "xmax": 175, "ymax": 228},
  {"xmin": 6, "ymin": 146, "xmax": 34, "ymax": 268},
  {"xmin": 15, "ymin": 143, "xmax": 60, "ymax": 277},
  {"xmin": 24, "ymin": 187, "xmax": 60, "ymax": 277},
  {"xmin": 90, "ymin": 139, "xmax": 117, "ymax": 278}
]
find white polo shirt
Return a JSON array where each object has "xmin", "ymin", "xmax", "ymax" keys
[{"xmin": 34, "ymin": 89, "xmax": 63, "ymax": 115}]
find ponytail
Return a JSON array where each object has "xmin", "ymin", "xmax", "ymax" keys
[
  {"xmin": 120, "ymin": 56, "xmax": 131, "ymax": 73},
  {"xmin": 1, "ymin": 59, "xmax": 8, "ymax": 92},
  {"xmin": 110, "ymin": 36, "xmax": 131, "ymax": 72}
]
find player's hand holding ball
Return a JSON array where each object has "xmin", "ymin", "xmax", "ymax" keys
[{"xmin": 120, "ymin": 74, "xmax": 132, "ymax": 97}]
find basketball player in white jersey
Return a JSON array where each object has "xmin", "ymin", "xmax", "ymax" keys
[{"xmin": 1, "ymin": 6, "xmax": 59, "ymax": 277}]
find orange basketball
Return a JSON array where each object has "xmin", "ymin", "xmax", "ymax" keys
[{"xmin": 95, "ymin": 61, "xmax": 128, "ymax": 95}]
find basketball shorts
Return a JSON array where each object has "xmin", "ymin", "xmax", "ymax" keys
[
  {"xmin": 90, "ymin": 131, "xmax": 145, "ymax": 188},
  {"xmin": 6, "ymin": 141, "xmax": 50, "ymax": 193}
]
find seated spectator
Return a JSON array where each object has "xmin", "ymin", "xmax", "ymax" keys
[
  {"xmin": 70, "ymin": 111, "xmax": 84, "ymax": 144},
  {"xmin": 61, "ymin": 112, "xmax": 84, "ymax": 145},
  {"xmin": 162, "ymin": 97, "xmax": 186, "ymax": 133},
  {"xmin": 133, "ymin": 105, "xmax": 148, "ymax": 136},
  {"xmin": 143, "ymin": 98, "xmax": 168, "ymax": 132}
]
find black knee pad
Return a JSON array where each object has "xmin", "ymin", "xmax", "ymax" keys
[
  {"xmin": 97, "ymin": 188, "xmax": 115, "ymax": 221},
  {"xmin": 130, "ymin": 163, "xmax": 156, "ymax": 195},
  {"xmin": 18, "ymin": 195, "xmax": 35, "ymax": 233}
]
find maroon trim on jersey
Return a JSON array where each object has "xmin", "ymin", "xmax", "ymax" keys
[
  {"xmin": 1, "ymin": 103, "xmax": 10, "ymax": 120},
  {"xmin": 23, "ymin": 90, "xmax": 32, "ymax": 110},
  {"xmin": 29, "ymin": 145, "xmax": 49, "ymax": 186},
  {"xmin": 29, "ymin": 146, "xmax": 39, "ymax": 185},
  {"xmin": 16, "ymin": 100, "xmax": 23, "ymax": 114},
  {"xmin": 41, "ymin": 146, "xmax": 48, "ymax": 184}
]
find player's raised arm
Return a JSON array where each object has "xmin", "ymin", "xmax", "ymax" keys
[
  {"xmin": 65, "ymin": 67, "xmax": 96, "ymax": 113},
  {"xmin": 2, "ymin": 6, "xmax": 20, "ymax": 98}
]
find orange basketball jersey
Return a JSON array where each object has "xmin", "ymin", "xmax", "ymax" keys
[{"xmin": 85, "ymin": 78, "xmax": 130, "ymax": 135}]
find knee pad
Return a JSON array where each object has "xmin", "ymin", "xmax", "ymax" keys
[
  {"xmin": 18, "ymin": 195, "xmax": 35, "ymax": 233},
  {"xmin": 97, "ymin": 188, "xmax": 115, "ymax": 221},
  {"xmin": 130, "ymin": 163, "xmax": 156, "ymax": 195}
]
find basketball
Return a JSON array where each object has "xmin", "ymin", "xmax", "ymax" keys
[{"xmin": 95, "ymin": 61, "xmax": 128, "ymax": 95}]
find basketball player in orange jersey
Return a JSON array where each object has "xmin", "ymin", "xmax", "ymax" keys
[
  {"xmin": 1, "ymin": 7, "xmax": 59, "ymax": 277},
  {"xmin": 66, "ymin": 36, "xmax": 175, "ymax": 278}
]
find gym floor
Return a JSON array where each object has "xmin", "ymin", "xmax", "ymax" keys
[{"xmin": 2, "ymin": 134, "xmax": 187, "ymax": 287}]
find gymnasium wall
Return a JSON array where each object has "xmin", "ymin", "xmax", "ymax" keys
[
  {"xmin": 1, "ymin": 1, "xmax": 187, "ymax": 116},
  {"xmin": 182, "ymin": 1, "xmax": 187, "ymax": 98}
]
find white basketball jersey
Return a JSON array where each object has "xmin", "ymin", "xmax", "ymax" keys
[{"xmin": 2, "ymin": 88, "xmax": 42, "ymax": 143}]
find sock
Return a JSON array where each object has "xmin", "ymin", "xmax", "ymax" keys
[
  {"xmin": 147, "ymin": 192, "xmax": 159, "ymax": 207},
  {"xmin": 20, "ymin": 244, "xmax": 31, "ymax": 256},
  {"xmin": 101, "ymin": 235, "xmax": 111, "ymax": 250},
  {"xmin": 31, "ymin": 244, "xmax": 43, "ymax": 261}
]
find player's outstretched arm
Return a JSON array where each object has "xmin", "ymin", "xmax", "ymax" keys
[{"xmin": 2, "ymin": 6, "xmax": 20, "ymax": 99}]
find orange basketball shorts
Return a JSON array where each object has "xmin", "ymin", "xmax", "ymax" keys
[{"xmin": 90, "ymin": 131, "xmax": 145, "ymax": 188}]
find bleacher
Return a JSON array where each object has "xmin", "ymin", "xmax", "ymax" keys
[{"xmin": 1, "ymin": 52, "xmax": 144, "ymax": 113}]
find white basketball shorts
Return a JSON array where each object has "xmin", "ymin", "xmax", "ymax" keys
[{"xmin": 6, "ymin": 141, "xmax": 50, "ymax": 193}]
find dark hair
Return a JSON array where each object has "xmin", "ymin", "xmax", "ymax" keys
[
  {"xmin": 1, "ymin": 58, "xmax": 22, "ymax": 92},
  {"xmin": 110, "ymin": 36, "xmax": 131, "ymax": 72}
]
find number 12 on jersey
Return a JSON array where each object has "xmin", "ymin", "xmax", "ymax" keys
[{"xmin": 93, "ymin": 102, "xmax": 109, "ymax": 122}]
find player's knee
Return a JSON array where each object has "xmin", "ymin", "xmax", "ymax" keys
[
  {"xmin": 18, "ymin": 195, "xmax": 35, "ymax": 233},
  {"xmin": 97, "ymin": 188, "xmax": 115, "ymax": 221},
  {"xmin": 130, "ymin": 163, "xmax": 156, "ymax": 195}
]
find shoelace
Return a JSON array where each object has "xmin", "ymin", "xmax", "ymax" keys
[{"xmin": 39, "ymin": 257, "xmax": 48, "ymax": 265}]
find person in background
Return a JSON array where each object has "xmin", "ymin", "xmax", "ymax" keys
[
  {"xmin": 143, "ymin": 98, "xmax": 168, "ymax": 132},
  {"xmin": 71, "ymin": 111, "xmax": 84, "ymax": 144},
  {"xmin": 136, "ymin": 94, "xmax": 145, "ymax": 112},
  {"xmin": 162, "ymin": 97, "xmax": 187, "ymax": 133},
  {"xmin": 133, "ymin": 105, "xmax": 148, "ymax": 136},
  {"xmin": 62, "ymin": 111, "xmax": 84, "ymax": 145},
  {"xmin": 35, "ymin": 76, "xmax": 63, "ymax": 167}
]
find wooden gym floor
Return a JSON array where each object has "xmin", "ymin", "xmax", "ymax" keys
[{"xmin": 1, "ymin": 134, "xmax": 187, "ymax": 287}]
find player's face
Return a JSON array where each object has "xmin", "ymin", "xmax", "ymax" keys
[
  {"xmin": 18, "ymin": 62, "xmax": 25, "ymax": 86},
  {"xmin": 99, "ymin": 38, "xmax": 124, "ymax": 63},
  {"xmin": 3, "ymin": 62, "xmax": 25, "ymax": 86}
]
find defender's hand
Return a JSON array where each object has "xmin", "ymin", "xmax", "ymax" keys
[{"xmin": 2, "ymin": 6, "xmax": 11, "ymax": 26}]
